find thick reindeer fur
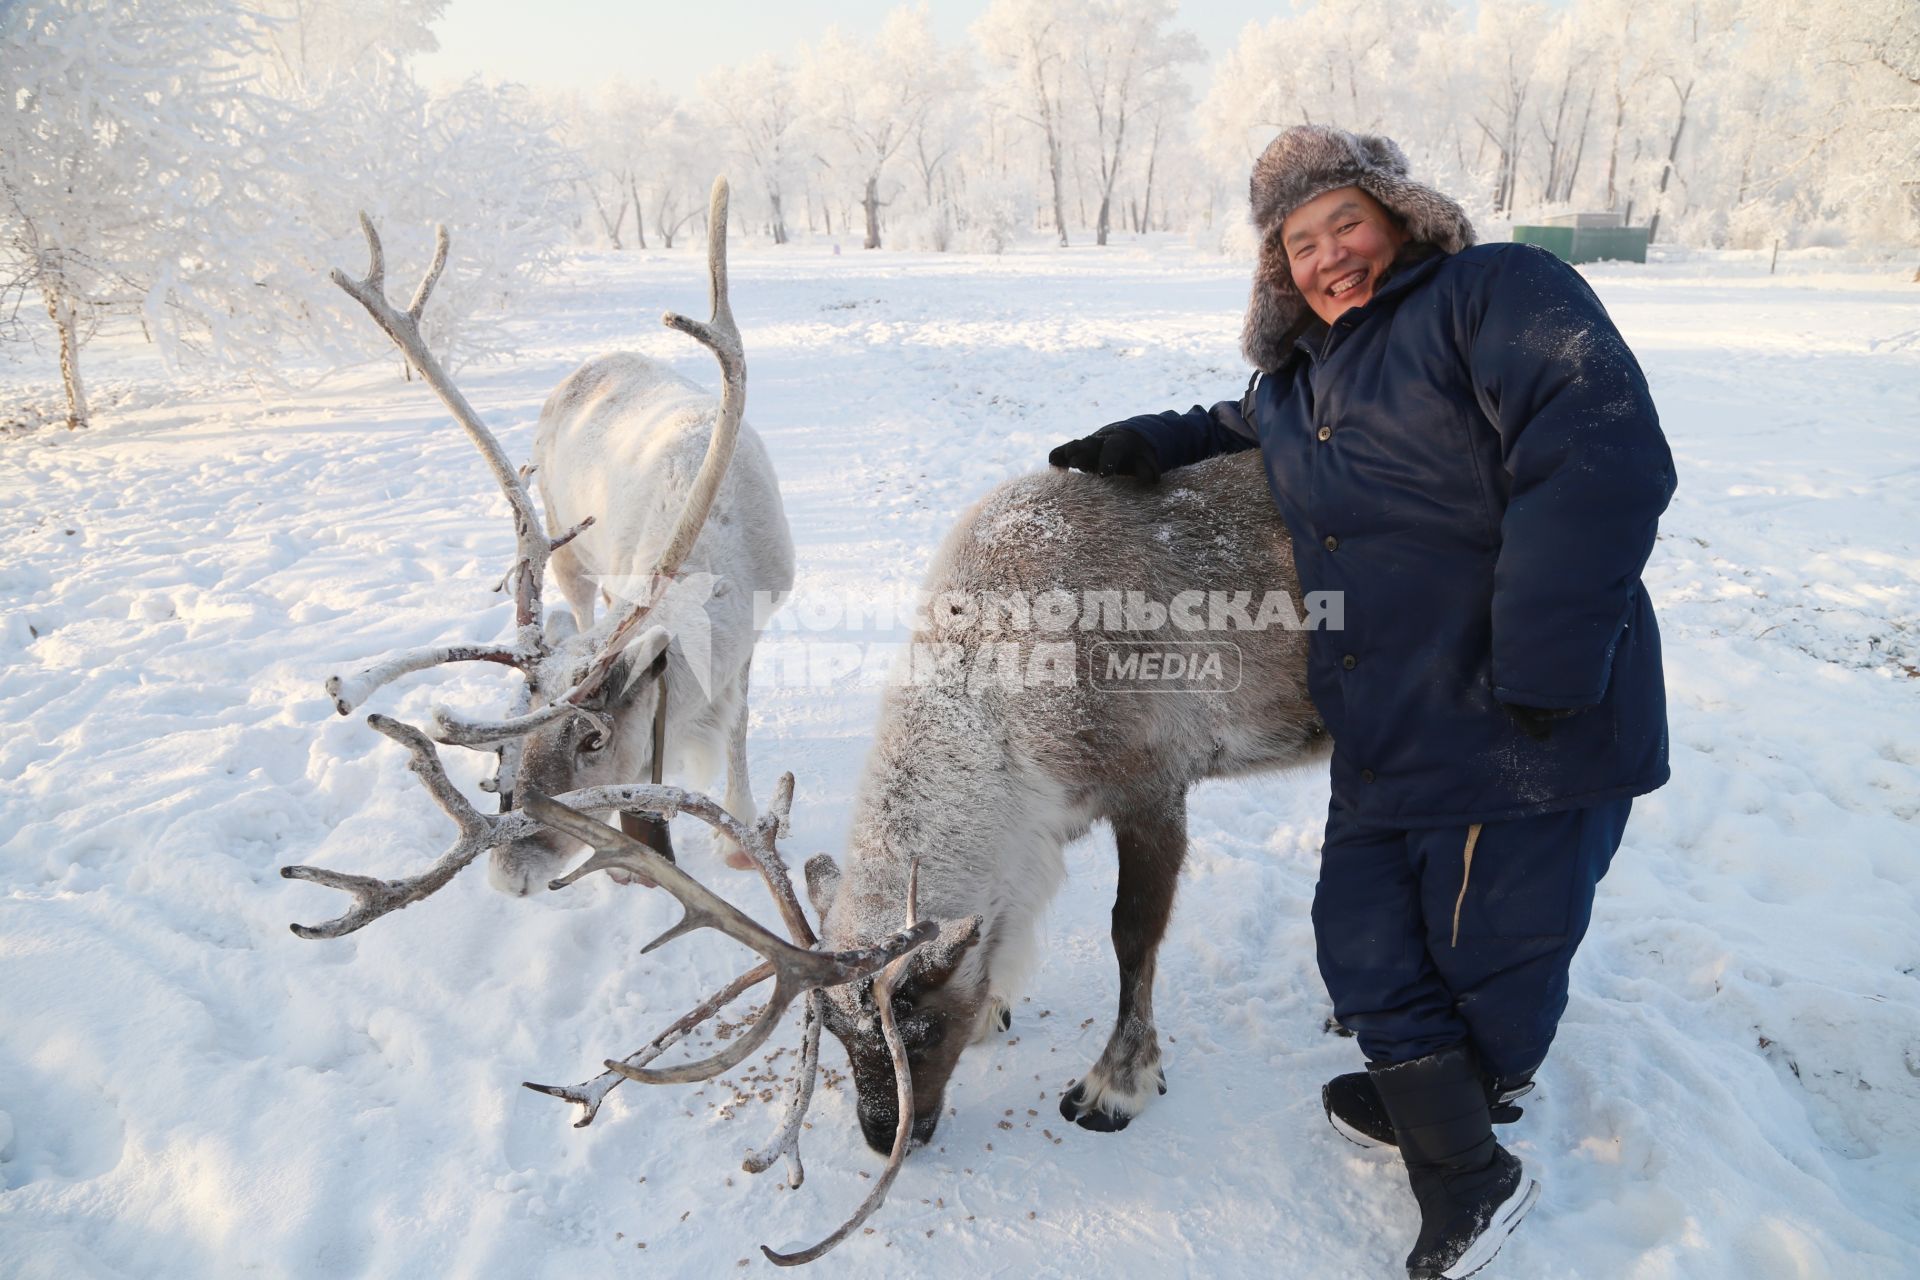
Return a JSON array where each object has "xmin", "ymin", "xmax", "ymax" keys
[
  {"xmin": 490, "ymin": 353, "xmax": 795, "ymax": 894},
  {"xmin": 819, "ymin": 450, "xmax": 1326, "ymax": 1150}
]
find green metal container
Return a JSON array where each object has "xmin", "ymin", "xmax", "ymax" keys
[{"xmin": 1511, "ymin": 221, "xmax": 1648, "ymax": 265}]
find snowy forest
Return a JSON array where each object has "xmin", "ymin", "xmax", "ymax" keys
[{"xmin": 3, "ymin": 0, "xmax": 1917, "ymax": 430}]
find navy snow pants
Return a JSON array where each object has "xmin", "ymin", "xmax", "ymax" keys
[{"xmin": 1313, "ymin": 798, "xmax": 1632, "ymax": 1080}]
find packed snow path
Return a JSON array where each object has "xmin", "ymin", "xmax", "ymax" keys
[{"xmin": 2, "ymin": 242, "xmax": 1917, "ymax": 1278}]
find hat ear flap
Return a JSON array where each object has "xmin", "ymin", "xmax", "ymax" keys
[{"xmin": 1240, "ymin": 238, "xmax": 1301, "ymax": 373}]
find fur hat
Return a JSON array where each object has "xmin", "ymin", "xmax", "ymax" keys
[{"xmin": 1241, "ymin": 125, "xmax": 1476, "ymax": 371}]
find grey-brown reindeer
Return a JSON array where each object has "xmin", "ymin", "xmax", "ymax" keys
[{"xmin": 807, "ymin": 448, "xmax": 1328, "ymax": 1153}]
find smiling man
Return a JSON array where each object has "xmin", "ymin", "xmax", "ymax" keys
[
  {"xmin": 1282, "ymin": 189, "xmax": 1409, "ymax": 318},
  {"xmin": 1049, "ymin": 125, "xmax": 1677, "ymax": 1278}
]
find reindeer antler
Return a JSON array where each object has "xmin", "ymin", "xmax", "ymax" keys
[
  {"xmin": 299, "ymin": 183, "xmax": 930, "ymax": 1264},
  {"xmin": 523, "ymin": 794, "xmax": 933, "ymax": 1084},
  {"xmin": 514, "ymin": 800, "xmax": 936, "ymax": 1267},
  {"xmin": 286, "ymin": 720, "xmax": 941, "ymax": 1263},
  {"xmin": 280, "ymin": 714, "xmax": 496, "ymax": 938},
  {"xmin": 761, "ymin": 859, "xmax": 926, "ymax": 1266},
  {"xmin": 328, "ymin": 180, "xmax": 747, "ymax": 754},
  {"xmin": 587, "ymin": 176, "xmax": 747, "ymax": 690},
  {"xmin": 327, "ymin": 215, "xmax": 554, "ymax": 680},
  {"xmin": 445, "ymin": 176, "xmax": 748, "ymax": 738}
]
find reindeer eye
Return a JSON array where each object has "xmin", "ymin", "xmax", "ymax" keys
[{"xmin": 577, "ymin": 727, "xmax": 606, "ymax": 754}]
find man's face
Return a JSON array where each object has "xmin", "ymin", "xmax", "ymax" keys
[{"xmin": 1281, "ymin": 186, "xmax": 1410, "ymax": 326}]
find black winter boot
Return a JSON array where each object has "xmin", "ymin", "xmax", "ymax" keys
[
  {"xmin": 1369, "ymin": 1044, "xmax": 1539, "ymax": 1279},
  {"xmin": 1323, "ymin": 1068, "xmax": 1534, "ymax": 1150}
]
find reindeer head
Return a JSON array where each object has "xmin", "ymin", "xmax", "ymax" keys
[
  {"xmin": 490, "ymin": 615, "xmax": 671, "ymax": 895},
  {"xmin": 808, "ymin": 854, "xmax": 985, "ymax": 1152}
]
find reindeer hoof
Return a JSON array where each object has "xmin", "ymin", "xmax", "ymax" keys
[
  {"xmin": 971, "ymin": 996, "xmax": 1014, "ymax": 1044},
  {"xmin": 1059, "ymin": 1062, "xmax": 1166, "ymax": 1132},
  {"xmin": 1059, "ymin": 1080, "xmax": 1132, "ymax": 1132}
]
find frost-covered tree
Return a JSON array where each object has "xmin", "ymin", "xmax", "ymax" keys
[
  {"xmin": 254, "ymin": 0, "xmax": 445, "ymax": 89},
  {"xmin": 635, "ymin": 104, "xmax": 720, "ymax": 249},
  {"xmin": 559, "ymin": 80, "xmax": 709, "ymax": 250},
  {"xmin": 706, "ymin": 55, "xmax": 804, "ymax": 244},
  {"xmin": 976, "ymin": 0, "xmax": 1075, "ymax": 246},
  {"xmin": 0, "ymin": 0, "xmax": 299, "ymax": 429},
  {"xmin": 1576, "ymin": 0, "xmax": 1659, "ymax": 213},
  {"xmin": 1069, "ymin": 0, "xmax": 1200, "ymax": 245},
  {"xmin": 1528, "ymin": 12, "xmax": 1601, "ymax": 206},
  {"xmin": 1734, "ymin": 0, "xmax": 1920, "ymax": 248},
  {"xmin": 1196, "ymin": 0, "xmax": 1447, "ymax": 156},
  {"xmin": 2, "ymin": 0, "xmax": 578, "ymax": 432},
  {"xmin": 896, "ymin": 36, "xmax": 977, "ymax": 251},
  {"xmin": 1633, "ymin": 0, "xmax": 1736, "ymax": 240},
  {"xmin": 799, "ymin": 8, "xmax": 953, "ymax": 249},
  {"xmin": 1467, "ymin": 0, "xmax": 1550, "ymax": 216},
  {"xmin": 242, "ymin": 3, "xmax": 575, "ymax": 368},
  {"xmin": 1195, "ymin": 0, "xmax": 1459, "ymax": 244},
  {"xmin": 277, "ymin": 70, "xmax": 580, "ymax": 371},
  {"xmin": 561, "ymin": 82, "xmax": 646, "ymax": 249},
  {"xmin": 1127, "ymin": 64, "xmax": 1193, "ymax": 234}
]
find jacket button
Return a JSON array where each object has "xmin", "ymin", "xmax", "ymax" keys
[
  {"xmin": 1323, "ymin": 534, "xmax": 1339, "ymax": 551},
  {"xmin": 1316, "ymin": 425, "xmax": 1332, "ymax": 442},
  {"xmin": 1342, "ymin": 654, "xmax": 1357, "ymax": 670},
  {"xmin": 1361, "ymin": 769, "xmax": 1376, "ymax": 783}
]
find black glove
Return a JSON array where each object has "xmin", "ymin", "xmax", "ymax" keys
[
  {"xmin": 1048, "ymin": 426, "xmax": 1161, "ymax": 484},
  {"xmin": 1501, "ymin": 702, "xmax": 1589, "ymax": 741}
]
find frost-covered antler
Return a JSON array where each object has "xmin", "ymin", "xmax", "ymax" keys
[
  {"xmin": 433, "ymin": 174, "xmax": 750, "ymax": 742},
  {"xmin": 319, "ymin": 182, "xmax": 736, "ymax": 849},
  {"xmin": 323, "ymin": 212, "xmax": 563, "ymax": 717},
  {"xmin": 323, "ymin": 179, "xmax": 745, "ymax": 758},
  {"xmin": 282, "ymin": 722, "xmax": 780, "ymax": 941},
  {"xmin": 758, "ymin": 861, "xmax": 928, "ymax": 1267},
  {"xmin": 283, "ymin": 722, "xmax": 938, "ymax": 1262},
  {"xmin": 516, "ymin": 796, "xmax": 935, "ymax": 1267},
  {"xmin": 280, "ymin": 714, "xmax": 499, "ymax": 938}
]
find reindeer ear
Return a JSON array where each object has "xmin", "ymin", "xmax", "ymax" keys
[
  {"xmin": 804, "ymin": 853, "xmax": 841, "ymax": 919},
  {"xmin": 598, "ymin": 645, "xmax": 667, "ymax": 710},
  {"xmin": 908, "ymin": 914, "xmax": 983, "ymax": 990}
]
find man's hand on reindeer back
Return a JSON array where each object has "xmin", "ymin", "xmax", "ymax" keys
[{"xmin": 1048, "ymin": 426, "xmax": 1162, "ymax": 484}]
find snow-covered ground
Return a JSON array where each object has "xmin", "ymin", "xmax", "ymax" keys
[{"xmin": 2, "ymin": 239, "xmax": 1917, "ymax": 1279}]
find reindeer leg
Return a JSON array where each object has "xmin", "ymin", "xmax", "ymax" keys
[
  {"xmin": 548, "ymin": 538, "xmax": 597, "ymax": 631},
  {"xmin": 619, "ymin": 810, "xmax": 675, "ymax": 862},
  {"xmin": 1060, "ymin": 789, "xmax": 1185, "ymax": 1133},
  {"xmin": 610, "ymin": 673, "xmax": 677, "ymax": 884},
  {"xmin": 718, "ymin": 660, "xmax": 757, "ymax": 870}
]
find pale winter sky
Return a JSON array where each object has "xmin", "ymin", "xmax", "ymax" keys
[{"xmin": 416, "ymin": 0, "xmax": 1334, "ymax": 94}]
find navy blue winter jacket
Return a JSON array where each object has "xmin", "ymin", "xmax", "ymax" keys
[{"xmin": 1118, "ymin": 242, "xmax": 1676, "ymax": 826}]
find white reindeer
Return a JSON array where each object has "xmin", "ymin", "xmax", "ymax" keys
[
  {"xmin": 311, "ymin": 177, "xmax": 792, "ymax": 899},
  {"xmin": 497, "ymin": 351, "xmax": 794, "ymax": 892}
]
